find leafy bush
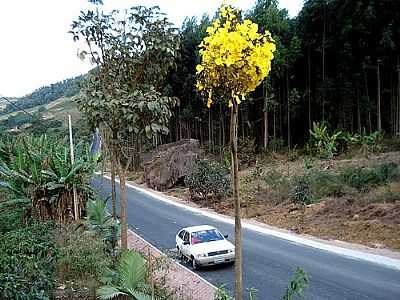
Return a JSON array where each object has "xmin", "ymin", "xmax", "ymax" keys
[
  {"xmin": 185, "ymin": 160, "xmax": 230, "ymax": 200},
  {"xmin": 86, "ymin": 199, "xmax": 120, "ymax": 250},
  {"xmin": 309, "ymin": 121, "xmax": 342, "ymax": 159},
  {"xmin": 283, "ymin": 268, "xmax": 310, "ymax": 300},
  {"xmin": 56, "ymin": 226, "xmax": 112, "ymax": 282},
  {"xmin": 341, "ymin": 168, "xmax": 378, "ymax": 192},
  {"xmin": 353, "ymin": 130, "xmax": 383, "ymax": 157},
  {"xmin": 291, "ymin": 176, "xmax": 314, "ymax": 205},
  {"xmin": 375, "ymin": 162, "xmax": 399, "ymax": 183},
  {"xmin": 341, "ymin": 163, "xmax": 399, "ymax": 192},
  {"xmin": 0, "ymin": 206, "xmax": 25, "ymax": 234},
  {"xmin": 0, "ymin": 222, "xmax": 56, "ymax": 299},
  {"xmin": 97, "ymin": 250, "xmax": 152, "ymax": 300},
  {"xmin": 263, "ymin": 170, "xmax": 291, "ymax": 201},
  {"xmin": 268, "ymin": 137, "xmax": 285, "ymax": 152},
  {"xmin": 307, "ymin": 170, "xmax": 344, "ymax": 198}
]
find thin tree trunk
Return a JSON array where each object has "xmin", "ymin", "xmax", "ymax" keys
[
  {"xmin": 364, "ymin": 69, "xmax": 372, "ymax": 133},
  {"xmin": 287, "ymin": 69, "xmax": 291, "ymax": 151},
  {"xmin": 118, "ymin": 163, "xmax": 128, "ymax": 250},
  {"xmin": 263, "ymin": 81, "xmax": 269, "ymax": 150},
  {"xmin": 377, "ymin": 59, "xmax": 382, "ymax": 132},
  {"xmin": 111, "ymin": 131, "xmax": 117, "ymax": 220},
  {"xmin": 273, "ymin": 106, "xmax": 277, "ymax": 139},
  {"xmin": 357, "ymin": 89, "xmax": 361, "ymax": 134},
  {"xmin": 308, "ymin": 49, "xmax": 312, "ymax": 136},
  {"xmin": 322, "ymin": 0, "xmax": 326, "ymax": 121},
  {"xmin": 208, "ymin": 109, "xmax": 212, "ymax": 153},
  {"xmin": 231, "ymin": 101, "xmax": 242, "ymax": 300},
  {"xmin": 397, "ymin": 57, "xmax": 400, "ymax": 136}
]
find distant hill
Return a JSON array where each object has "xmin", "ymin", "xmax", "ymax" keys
[{"xmin": 2, "ymin": 75, "xmax": 83, "ymax": 114}]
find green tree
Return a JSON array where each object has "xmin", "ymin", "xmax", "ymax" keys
[{"xmin": 71, "ymin": 3, "xmax": 179, "ymax": 249}]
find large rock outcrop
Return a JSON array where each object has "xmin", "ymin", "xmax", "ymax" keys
[{"xmin": 144, "ymin": 139, "xmax": 201, "ymax": 191}]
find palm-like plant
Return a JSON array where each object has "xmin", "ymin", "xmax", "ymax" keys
[
  {"xmin": 97, "ymin": 250, "xmax": 154, "ymax": 300},
  {"xmin": 0, "ymin": 134, "xmax": 96, "ymax": 222},
  {"xmin": 86, "ymin": 199, "xmax": 120, "ymax": 247}
]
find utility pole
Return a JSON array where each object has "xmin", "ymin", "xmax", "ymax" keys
[{"xmin": 68, "ymin": 114, "xmax": 79, "ymax": 220}]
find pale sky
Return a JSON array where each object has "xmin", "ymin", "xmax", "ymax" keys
[{"xmin": 0, "ymin": 0, "xmax": 303, "ymax": 97}]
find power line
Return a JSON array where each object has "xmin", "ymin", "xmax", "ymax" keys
[
  {"xmin": 0, "ymin": 96, "xmax": 36, "ymax": 118},
  {"xmin": 0, "ymin": 95, "xmax": 51, "ymax": 132}
]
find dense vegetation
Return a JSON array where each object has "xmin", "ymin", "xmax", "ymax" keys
[
  {"xmin": 166, "ymin": 0, "xmax": 400, "ymax": 154},
  {"xmin": 0, "ymin": 134, "xmax": 180, "ymax": 299}
]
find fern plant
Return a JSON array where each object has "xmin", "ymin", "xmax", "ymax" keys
[{"xmin": 97, "ymin": 250, "xmax": 154, "ymax": 300}]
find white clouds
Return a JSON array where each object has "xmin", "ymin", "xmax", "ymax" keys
[{"xmin": 0, "ymin": 0, "xmax": 302, "ymax": 97}]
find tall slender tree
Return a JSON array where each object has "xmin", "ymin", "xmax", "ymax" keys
[{"xmin": 196, "ymin": 4, "xmax": 275, "ymax": 298}]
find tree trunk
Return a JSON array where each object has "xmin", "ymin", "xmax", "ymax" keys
[
  {"xmin": 397, "ymin": 58, "xmax": 400, "ymax": 136},
  {"xmin": 364, "ymin": 69, "xmax": 372, "ymax": 133},
  {"xmin": 308, "ymin": 48, "xmax": 312, "ymax": 136},
  {"xmin": 111, "ymin": 131, "xmax": 117, "ymax": 220},
  {"xmin": 287, "ymin": 69, "xmax": 291, "ymax": 151},
  {"xmin": 263, "ymin": 81, "xmax": 269, "ymax": 150},
  {"xmin": 322, "ymin": 0, "xmax": 326, "ymax": 121},
  {"xmin": 377, "ymin": 59, "xmax": 382, "ymax": 132},
  {"xmin": 357, "ymin": 89, "xmax": 361, "ymax": 134},
  {"xmin": 230, "ymin": 101, "xmax": 242, "ymax": 300},
  {"xmin": 118, "ymin": 160, "xmax": 128, "ymax": 250},
  {"xmin": 209, "ymin": 109, "xmax": 213, "ymax": 153}
]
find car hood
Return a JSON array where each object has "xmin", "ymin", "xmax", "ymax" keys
[{"xmin": 191, "ymin": 239, "xmax": 234, "ymax": 255}]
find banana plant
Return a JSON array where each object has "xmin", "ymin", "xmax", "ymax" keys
[{"xmin": 0, "ymin": 134, "xmax": 96, "ymax": 222}]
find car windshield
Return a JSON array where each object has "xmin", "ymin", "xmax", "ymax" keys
[{"xmin": 191, "ymin": 229, "xmax": 224, "ymax": 244}]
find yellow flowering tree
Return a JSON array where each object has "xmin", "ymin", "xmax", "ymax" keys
[{"xmin": 196, "ymin": 4, "xmax": 275, "ymax": 299}]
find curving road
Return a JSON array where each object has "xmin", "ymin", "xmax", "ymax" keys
[{"xmin": 92, "ymin": 177, "xmax": 400, "ymax": 300}]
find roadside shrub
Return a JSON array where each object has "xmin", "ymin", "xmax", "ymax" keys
[
  {"xmin": 291, "ymin": 176, "xmax": 314, "ymax": 205},
  {"xmin": 56, "ymin": 226, "xmax": 112, "ymax": 282},
  {"xmin": 263, "ymin": 169, "xmax": 291, "ymax": 201},
  {"xmin": 185, "ymin": 160, "xmax": 230, "ymax": 200},
  {"xmin": 0, "ymin": 206, "xmax": 25, "ymax": 234},
  {"xmin": 375, "ymin": 162, "xmax": 399, "ymax": 183},
  {"xmin": 0, "ymin": 222, "xmax": 56, "ymax": 299},
  {"xmin": 341, "ymin": 163, "xmax": 399, "ymax": 192},
  {"xmin": 341, "ymin": 167, "xmax": 379, "ymax": 192},
  {"xmin": 308, "ymin": 170, "xmax": 344, "ymax": 198}
]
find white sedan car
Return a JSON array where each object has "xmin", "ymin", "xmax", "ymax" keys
[{"xmin": 176, "ymin": 225, "xmax": 235, "ymax": 270}]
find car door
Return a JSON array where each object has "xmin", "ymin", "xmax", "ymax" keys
[
  {"xmin": 181, "ymin": 231, "xmax": 190, "ymax": 257},
  {"xmin": 177, "ymin": 230, "xmax": 185, "ymax": 248}
]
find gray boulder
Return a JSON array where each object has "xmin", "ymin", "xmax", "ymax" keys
[{"xmin": 144, "ymin": 139, "xmax": 201, "ymax": 191}]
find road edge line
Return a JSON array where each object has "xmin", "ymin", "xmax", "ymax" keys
[{"xmin": 99, "ymin": 174, "xmax": 400, "ymax": 271}]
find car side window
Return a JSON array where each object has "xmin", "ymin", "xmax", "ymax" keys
[
  {"xmin": 183, "ymin": 231, "xmax": 189, "ymax": 243},
  {"xmin": 178, "ymin": 230, "xmax": 185, "ymax": 240}
]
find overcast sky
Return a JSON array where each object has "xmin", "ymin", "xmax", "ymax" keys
[{"xmin": 0, "ymin": 0, "xmax": 303, "ymax": 97}]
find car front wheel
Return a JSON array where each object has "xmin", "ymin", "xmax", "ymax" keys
[{"xmin": 192, "ymin": 257, "xmax": 199, "ymax": 270}]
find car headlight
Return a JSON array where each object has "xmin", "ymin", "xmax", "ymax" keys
[
  {"xmin": 197, "ymin": 253, "xmax": 208, "ymax": 258},
  {"xmin": 228, "ymin": 249, "xmax": 234, "ymax": 253}
]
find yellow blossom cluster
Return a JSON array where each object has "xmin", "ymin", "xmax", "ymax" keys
[{"xmin": 196, "ymin": 4, "xmax": 276, "ymax": 108}]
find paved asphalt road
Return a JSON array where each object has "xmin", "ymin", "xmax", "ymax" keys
[{"xmin": 92, "ymin": 177, "xmax": 400, "ymax": 300}]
